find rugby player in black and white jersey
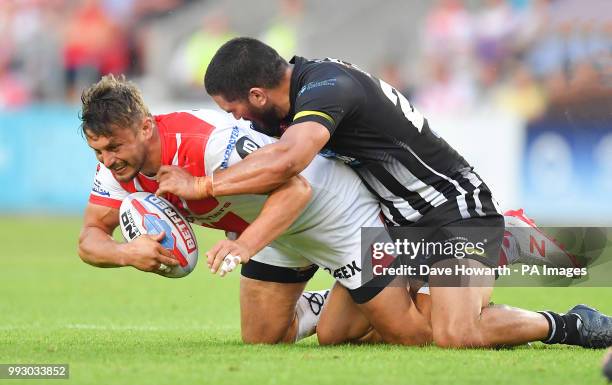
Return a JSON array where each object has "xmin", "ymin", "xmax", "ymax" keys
[{"xmin": 156, "ymin": 38, "xmax": 612, "ymax": 349}]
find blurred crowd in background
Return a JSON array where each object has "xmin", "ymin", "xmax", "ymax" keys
[
  {"xmin": 0, "ymin": 0, "xmax": 196, "ymax": 106},
  {"xmin": 0, "ymin": 0, "xmax": 610, "ymax": 122},
  {"xmin": 0, "ymin": 0, "xmax": 300, "ymax": 108},
  {"xmin": 413, "ymin": 0, "xmax": 610, "ymax": 121}
]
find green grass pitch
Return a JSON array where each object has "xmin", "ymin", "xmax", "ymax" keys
[{"xmin": 1, "ymin": 217, "xmax": 610, "ymax": 385}]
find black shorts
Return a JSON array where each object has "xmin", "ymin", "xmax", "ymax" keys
[
  {"xmin": 420, "ymin": 216, "xmax": 504, "ymax": 269},
  {"xmin": 348, "ymin": 256, "xmax": 404, "ymax": 304},
  {"xmin": 240, "ymin": 259, "xmax": 319, "ymax": 283},
  {"xmin": 240, "ymin": 259, "xmax": 394, "ymax": 304}
]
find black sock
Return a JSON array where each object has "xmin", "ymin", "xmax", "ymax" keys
[{"xmin": 539, "ymin": 311, "xmax": 581, "ymax": 345}]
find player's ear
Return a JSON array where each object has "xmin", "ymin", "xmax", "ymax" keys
[
  {"xmin": 141, "ymin": 116, "xmax": 154, "ymax": 140},
  {"xmin": 247, "ymin": 87, "xmax": 267, "ymax": 107}
]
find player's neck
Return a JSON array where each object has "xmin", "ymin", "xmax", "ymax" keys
[
  {"xmin": 141, "ymin": 120, "xmax": 162, "ymax": 177},
  {"xmin": 273, "ymin": 67, "xmax": 293, "ymax": 118}
]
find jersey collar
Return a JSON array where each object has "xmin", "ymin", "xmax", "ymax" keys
[{"xmin": 287, "ymin": 56, "xmax": 306, "ymax": 122}]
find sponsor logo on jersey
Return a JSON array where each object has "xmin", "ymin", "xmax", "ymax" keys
[
  {"xmin": 319, "ymin": 149, "xmax": 361, "ymax": 166},
  {"xmin": 297, "ymin": 78, "xmax": 337, "ymax": 97},
  {"xmin": 92, "ymin": 179, "xmax": 110, "ymax": 196},
  {"xmin": 143, "ymin": 194, "xmax": 196, "ymax": 253},
  {"xmin": 235, "ymin": 136, "xmax": 261, "ymax": 159},
  {"xmin": 220, "ymin": 126, "xmax": 240, "ymax": 169}
]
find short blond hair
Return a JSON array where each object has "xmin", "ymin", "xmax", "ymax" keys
[{"xmin": 80, "ymin": 74, "xmax": 151, "ymax": 137}]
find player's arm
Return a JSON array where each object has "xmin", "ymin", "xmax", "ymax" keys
[
  {"xmin": 206, "ymin": 174, "xmax": 313, "ymax": 275},
  {"xmin": 237, "ymin": 174, "xmax": 312, "ymax": 254},
  {"xmin": 208, "ymin": 122, "xmax": 329, "ymax": 195},
  {"xmin": 77, "ymin": 203, "xmax": 178, "ymax": 272},
  {"xmin": 155, "ymin": 121, "xmax": 329, "ymax": 199}
]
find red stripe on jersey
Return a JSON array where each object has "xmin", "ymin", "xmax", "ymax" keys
[
  {"xmin": 156, "ymin": 112, "xmax": 215, "ymax": 177},
  {"xmin": 89, "ymin": 195, "xmax": 122, "ymax": 209},
  {"xmin": 119, "ymin": 179, "xmax": 138, "ymax": 194},
  {"xmin": 156, "ymin": 112, "xmax": 215, "ymax": 137},
  {"xmin": 210, "ymin": 212, "xmax": 250, "ymax": 233},
  {"xmin": 135, "ymin": 175, "xmax": 159, "ymax": 194},
  {"xmin": 185, "ymin": 198, "xmax": 220, "ymax": 215}
]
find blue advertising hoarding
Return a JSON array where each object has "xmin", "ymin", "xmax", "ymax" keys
[
  {"xmin": 522, "ymin": 117, "xmax": 612, "ymax": 224},
  {"xmin": 0, "ymin": 105, "xmax": 98, "ymax": 214}
]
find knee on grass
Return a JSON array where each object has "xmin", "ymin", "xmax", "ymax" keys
[
  {"xmin": 375, "ymin": 320, "xmax": 432, "ymax": 346},
  {"xmin": 317, "ymin": 321, "xmax": 362, "ymax": 345},
  {"xmin": 241, "ymin": 325, "xmax": 293, "ymax": 345},
  {"xmin": 388, "ymin": 329, "xmax": 432, "ymax": 346},
  {"xmin": 433, "ymin": 326, "xmax": 487, "ymax": 348}
]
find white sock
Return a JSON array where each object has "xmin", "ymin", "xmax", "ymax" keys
[{"xmin": 295, "ymin": 289, "xmax": 329, "ymax": 342}]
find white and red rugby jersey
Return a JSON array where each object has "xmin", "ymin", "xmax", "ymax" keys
[
  {"xmin": 90, "ymin": 109, "xmax": 254, "ymax": 232},
  {"xmin": 89, "ymin": 109, "xmax": 385, "ymax": 273}
]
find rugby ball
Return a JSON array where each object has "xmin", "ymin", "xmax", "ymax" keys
[{"xmin": 119, "ymin": 192, "xmax": 198, "ymax": 278}]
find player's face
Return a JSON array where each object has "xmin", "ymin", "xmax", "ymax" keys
[
  {"xmin": 212, "ymin": 95, "xmax": 282, "ymax": 130},
  {"xmin": 86, "ymin": 124, "xmax": 148, "ymax": 182}
]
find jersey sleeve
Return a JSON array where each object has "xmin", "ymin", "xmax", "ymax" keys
[
  {"xmin": 88, "ymin": 163, "xmax": 130, "ymax": 209},
  {"xmin": 292, "ymin": 70, "xmax": 364, "ymax": 135},
  {"xmin": 204, "ymin": 119, "xmax": 278, "ymax": 175}
]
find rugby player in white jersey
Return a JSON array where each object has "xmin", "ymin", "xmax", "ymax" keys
[
  {"xmin": 78, "ymin": 74, "xmax": 612, "ymax": 349},
  {"xmin": 78, "ymin": 74, "xmax": 433, "ymax": 345}
]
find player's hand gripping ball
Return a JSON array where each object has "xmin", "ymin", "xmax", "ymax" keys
[{"xmin": 119, "ymin": 192, "xmax": 198, "ymax": 278}]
